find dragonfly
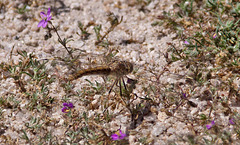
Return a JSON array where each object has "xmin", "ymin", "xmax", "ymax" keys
[{"xmin": 67, "ymin": 60, "xmax": 133, "ymax": 96}]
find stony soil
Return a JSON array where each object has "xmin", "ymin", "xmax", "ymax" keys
[{"xmin": 0, "ymin": 0, "xmax": 239, "ymax": 144}]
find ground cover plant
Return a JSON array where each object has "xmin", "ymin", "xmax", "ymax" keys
[{"xmin": 0, "ymin": 0, "xmax": 240, "ymax": 144}]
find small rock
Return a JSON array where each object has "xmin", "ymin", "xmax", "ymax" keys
[
  {"xmin": 25, "ymin": 39, "xmax": 38, "ymax": 47},
  {"xmin": 152, "ymin": 123, "xmax": 166, "ymax": 136},
  {"xmin": 0, "ymin": 14, "xmax": 5, "ymax": 20},
  {"xmin": 168, "ymin": 134, "xmax": 177, "ymax": 141},
  {"xmin": 129, "ymin": 135, "xmax": 136, "ymax": 145},
  {"xmin": 139, "ymin": 11, "xmax": 146, "ymax": 19},
  {"xmin": 167, "ymin": 127, "xmax": 175, "ymax": 135},
  {"xmin": 31, "ymin": 22, "xmax": 40, "ymax": 32},
  {"xmin": 23, "ymin": 35, "xmax": 38, "ymax": 47},
  {"xmin": 190, "ymin": 108, "xmax": 198, "ymax": 116},
  {"xmin": 21, "ymin": 27, "xmax": 30, "ymax": 35},
  {"xmin": 210, "ymin": 79, "xmax": 221, "ymax": 87},
  {"xmin": 15, "ymin": 23, "xmax": 25, "ymax": 32},
  {"xmin": 120, "ymin": 116, "xmax": 128, "ymax": 123},
  {"xmin": 8, "ymin": 30, "xmax": 18, "ymax": 37},
  {"xmin": 233, "ymin": 77, "xmax": 240, "ymax": 89},
  {"xmin": 130, "ymin": 51, "xmax": 139, "ymax": 62},
  {"xmin": 43, "ymin": 45, "xmax": 55, "ymax": 54},
  {"xmin": 58, "ymin": 119, "xmax": 64, "ymax": 125},
  {"xmin": 176, "ymin": 122, "xmax": 187, "ymax": 132},
  {"xmin": 91, "ymin": 99, "xmax": 99, "ymax": 109},
  {"xmin": 70, "ymin": 3, "xmax": 81, "ymax": 10}
]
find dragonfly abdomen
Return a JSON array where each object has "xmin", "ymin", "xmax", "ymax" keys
[{"xmin": 68, "ymin": 66, "xmax": 111, "ymax": 81}]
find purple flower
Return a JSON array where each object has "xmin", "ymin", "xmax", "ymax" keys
[
  {"xmin": 229, "ymin": 118, "xmax": 235, "ymax": 125},
  {"xmin": 213, "ymin": 33, "xmax": 217, "ymax": 39},
  {"xmin": 38, "ymin": 8, "xmax": 52, "ymax": 28},
  {"xmin": 111, "ymin": 129, "xmax": 126, "ymax": 140},
  {"xmin": 61, "ymin": 106, "xmax": 69, "ymax": 113},
  {"xmin": 182, "ymin": 93, "xmax": 187, "ymax": 99},
  {"xmin": 63, "ymin": 102, "xmax": 74, "ymax": 108},
  {"xmin": 62, "ymin": 102, "xmax": 74, "ymax": 113},
  {"xmin": 206, "ymin": 120, "xmax": 215, "ymax": 130},
  {"xmin": 184, "ymin": 40, "xmax": 190, "ymax": 45}
]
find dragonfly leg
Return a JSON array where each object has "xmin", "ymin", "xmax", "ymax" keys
[
  {"xmin": 122, "ymin": 77, "xmax": 128, "ymax": 91},
  {"xmin": 119, "ymin": 79, "xmax": 122, "ymax": 96},
  {"xmin": 109, "ymin": 79, "xmax": 118, "ymax": 94}
]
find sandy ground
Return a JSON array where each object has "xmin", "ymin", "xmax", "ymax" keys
[{"xmin": 0, "ymin": 0, "xmax": 239, "ymax": 144}]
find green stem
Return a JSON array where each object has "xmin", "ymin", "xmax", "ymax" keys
[{"xmin": 49, "ymin": 22, "xmax": 73, "ymax": 59}]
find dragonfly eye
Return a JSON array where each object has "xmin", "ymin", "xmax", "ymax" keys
[{"xmin": 122, "ymin": 61, "xmax": 132, "ymax": 73}]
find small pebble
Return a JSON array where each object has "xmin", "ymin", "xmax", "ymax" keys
[
  {"xmin": 70, "ymin": 3, "xmax": 81, "ymax": 10},
  {"xmin": 152, "ymin": 123, "xmax": 166, "ymax": 136},
  {"xmin": 43, "ymin": 45, "xmax": 55, "ymax": 54},
  {"xmin": 0, "ymin": 14, "xmax": 5, "ymax": 20}
]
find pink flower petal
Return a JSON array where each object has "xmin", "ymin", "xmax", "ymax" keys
[
  {"xmin": 111, "ymin": 134, "xmax": 119, "ymax": 140},
  {"xmin": 42, "ymin": 21, "xmax": 48, "ymax": 28},
  {"xmin": 119, "ymin": 130, "xmax": 126, "ymax": 139},
  {"xmin": 38, "ymin": 8, "xmax": 52, "ymax": 28},
  {"xmin": 40, "ymin": 12, "xmax": 46, "ymax": 19},
  {"xmin": 63, "ymin": 103, "xmax": 68, "ymax": 106},
  {"xmin": 47, "ymin": 16, "xmax": 52, "ymax": 21},
  {"xmin": 68, "ymin": 103, "xmax": 74, "ymax": 108},
  {"xmin": 37, "ymin": 20, "xmax": 45, "ymax": 27},
  {"xmin": 211, "ymin": 120, "xmax": 215, "ymax": 125},
  {"xmin": 229, "ymin": 119, "xmax": 235, "ymax": 125},
  {"xmin": 184, "ymin": 40, "xmax": 190, "ymax": 45},
  {"xmin": 62, "ymin": 107, "xmax": 68, "ymax": 113},
  {"xmin": 47, "ymin": 8, "xmax": 51, "ymax": 16},
  {"xmin": 206, "ymin": 124, "xmax": 212, "ymax": 130}
]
